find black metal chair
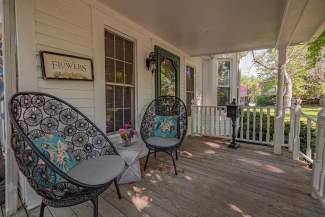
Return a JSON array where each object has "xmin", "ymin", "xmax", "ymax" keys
[
  {"xmin": 140, "ymin": 96, "xmax": 187, "ymax": 175},
  {"xmin": 9, "ymin": 92, "xmax": 125, "ymax": 217}
]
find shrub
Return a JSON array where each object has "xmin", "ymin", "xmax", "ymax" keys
[
  {"xmin": 256, "ymin": 95, "xmax": 275, "ymax": 106},
  {"xmin": 238, "ymin": 110, "xmax": 317, "ymax": 156}
]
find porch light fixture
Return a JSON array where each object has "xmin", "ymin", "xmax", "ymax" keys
[{"xmin": 146, "ymin": 52, "xmax": 156, "ymax": 74}]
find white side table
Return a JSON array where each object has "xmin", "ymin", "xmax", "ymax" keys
[{"xmin": 114, "ymin": 141, "xmax": 146, "ymax": 184}]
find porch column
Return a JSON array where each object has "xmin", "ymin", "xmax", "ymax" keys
[
  {"xmin": 274, "ymin": 46, "xmax": 286, "ymax": 154},
  {"xmin": 311, "ymin": 95, "xmax": 325, "ymax": 200}
]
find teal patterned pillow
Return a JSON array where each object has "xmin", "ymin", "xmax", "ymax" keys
[
  {"xmin": 33, "ymin": 133, "xmax": 77, "ymax": 183},
  {"xmin": 154, "ymin": 116, "xmax": 177, "ymax": 138}
]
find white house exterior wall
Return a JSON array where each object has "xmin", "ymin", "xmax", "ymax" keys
[{"xmin": 14, "ymin": 0, "xmax": 204, "ymax": 208}]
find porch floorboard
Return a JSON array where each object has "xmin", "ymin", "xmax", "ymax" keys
[{"xmin": 16, "ymin": 136, "xmax": 325, "ymax": 217}]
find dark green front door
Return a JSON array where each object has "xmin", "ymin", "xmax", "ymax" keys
[{"xmin": 155, "ymin": 46, "xmax": 180, "ymax": 97}]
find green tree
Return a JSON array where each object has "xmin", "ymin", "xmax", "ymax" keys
[{"xmin": 240, "ymin": 75, "xmax": 261, "ymax": 103}]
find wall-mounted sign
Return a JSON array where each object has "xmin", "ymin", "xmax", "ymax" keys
[{"xmin": 40, "ymin": 51, "xmax": 94, "ymax": 81}]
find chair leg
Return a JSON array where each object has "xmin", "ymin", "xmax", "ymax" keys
[
  {"xmin": 114, "ymin": 178, "xmax": 122, "ymax": 199},
  {"xmin": 144, "ymin": 149, "xmax": 151, "ymax": 171},
  {"xmin": 154, "ymin": 150, "xmax": 157, "ymax": 159},
  {"xmin": 170, "ymin": 151, "xmax": 177, "ymax": 175},
  {"xmin": 175, "ymin": 148, "xmax": 178, "ymax": 160},
  {"xmin": 39, "ymin": 202, "xmax": 46, "ymax": 217},
  {"xmin": 91, "ymin": 197, "xmax": 99, "ymax": 217}
]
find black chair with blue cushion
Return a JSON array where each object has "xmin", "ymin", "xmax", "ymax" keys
[
  {"xmin": 9, "ymin": 92, "xmax": 125, "ymax": 217},
  {"xmin": 140, "ymin": 96, "xmax": 188, "ymax": 175}
]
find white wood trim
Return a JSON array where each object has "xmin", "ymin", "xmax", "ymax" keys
[
  {"xmin": 15, "ymin": 0, "xmax": 42, "ymax": 209},
  {"xmin": 3, "ymin": 0, "xmax": 19, "ymax": 215}
]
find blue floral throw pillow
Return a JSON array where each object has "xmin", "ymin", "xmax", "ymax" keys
[
  {"xmin": 154, "ymin": 116, "xmax": 178, "ymax": 138},
  {"xmin": 33, "ymin": 133, "xmax": 77, "ymax": 183}
]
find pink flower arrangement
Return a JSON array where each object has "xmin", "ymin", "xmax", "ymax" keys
[{"xmin": 119, "ymin": 126, "xmax": 139, "ymax": 144}]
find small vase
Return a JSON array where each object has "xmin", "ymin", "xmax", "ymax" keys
[{"xmin": 124, "ymin": 139, "xmax": 131, "ymax": 146}]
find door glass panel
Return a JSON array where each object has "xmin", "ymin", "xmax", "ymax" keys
[{"xmin": 160, "ymin": 58, "xmax": 176, "ymax": 96}]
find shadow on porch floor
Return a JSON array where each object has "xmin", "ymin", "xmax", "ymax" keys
[{"xmin": 15, "ymin": 136, "xmax": 325, "ymax": 217}]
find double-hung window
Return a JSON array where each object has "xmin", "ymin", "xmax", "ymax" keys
[
  {"xmin": 217, "ymin": 60, "xmax": 231, "ymax": 106},
  {"xmin": 186, "ymin": 65, "xmax": 195, "ymax": 116},
  {"xmin": 105, "ymin": 29, "xmax": 135, "ymax": 133}
]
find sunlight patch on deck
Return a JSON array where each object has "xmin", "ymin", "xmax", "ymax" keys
[
  {"xmin": 228, "ymin": 203, "xmax": 252, "ymax": 217},
  {"xmin": 204, "ymin": 141, "xmax": 221, "ymax": 148},
  {"xmin": 238, "ymin": 158, "xmax": 285, "ymax": 173},
  {"xmin": 254, "ymin": 150, "xmax": 271, "ymax": 156}
]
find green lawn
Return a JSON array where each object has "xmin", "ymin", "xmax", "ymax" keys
[{"xmin": 301, "ymin": 105, "xmax": 321, "ymax": 118}]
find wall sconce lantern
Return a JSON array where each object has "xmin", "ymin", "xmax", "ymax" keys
[{"xmin": 146, "ymin": 52, "xmax": 156, "ymax": 74}]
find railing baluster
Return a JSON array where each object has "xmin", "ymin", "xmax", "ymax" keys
[
  {"xmin": 209, "ymin": 107, "xmax": 212, "ymax": 136},
  {"xmin": 204, "ymin": 106, "xmax": 207, "ymax": 135},
  {"xmin": 223, "ymin": 108, "xmax": 227, "ymax": 136},
  {"xmin": 306, "ymin": 117, "xmax": 312, "ymax": 159},
  {"xmin": 259, "ymin": 108, "xmax": 263, "ymax": 142},
  {"xmin": 191, "ymin": 106, "xmax": 194, "ymax": 135},
  {"xmin": 196, "ymin": 106, "xmax": 199, "ymax": 134},
  {"xmin": 218, "ymin": 108, "xmax": 221, "ymax": 136},
  {"xmin": 213, "ymin": 107, "xmax": 217, "ymax": 136},
  {"xmin": 240, "ymin": 108, "xmax": 244, "ymax": 139},
  {"xmin": 253, "ymin": 107, "xmax": 256, "ymax": 141},
  {"xmin": 200, "ymin": 106, "xmax": 203, "ymax": 136},
  {"xmin": 246, "ymin": 107, "xmax": 250, "ymax": 140},
  {"xmin": 293, "ymin": 102, "xmax": 301, "ymax": 161},
  {"xmin": 288, "ymin": 99, "xmax": 296, "ymax": 152},
  {"xmin": 266, "ymin": 108, "xmax": 270, "ymax": 143}
]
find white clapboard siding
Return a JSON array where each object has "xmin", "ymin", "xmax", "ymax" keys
[
  {"xmin": 35, "ymin": 0, "xmax": 91, "ymax": 29},
  {"xmin": 34, "ymin": 0, "xmax": 94, "ymax": 121}
]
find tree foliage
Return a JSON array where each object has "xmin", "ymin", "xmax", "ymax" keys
[{"xmin": 306, "ymin": 31, "xmax": 325, "ymax": 70}]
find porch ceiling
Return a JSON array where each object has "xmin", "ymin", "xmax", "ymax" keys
[{"xmin": 99, "ymin": 0, "xmax": 325, "ymax": 56}]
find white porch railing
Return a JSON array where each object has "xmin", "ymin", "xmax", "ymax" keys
[
  {"xmin": 237, "ymin": 106, "xmax": 274, "ymax": 145},
  {"xmin": 191, "ymin": 106, "xmax": 231, "ymax": 138},
  {"xmin": 191, "ymin": 105, "xmax": 275, "ymax": 145}
]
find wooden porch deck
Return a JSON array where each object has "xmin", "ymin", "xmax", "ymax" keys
[{"xmin": 14, "ymin": 136, "xmax": 325, "ymax": 217}]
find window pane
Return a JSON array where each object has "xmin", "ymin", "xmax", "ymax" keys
[
  {"xmin": 105, "ymin": 58, "xmax": 115, "ymax": 82},
  {"xmin": 125, "ymin": 63, "xmax": 133, "ymax": 84},
  {"xmin": 186, "ymin": 92, "xmax": 194, "ymax": 116},
  {"xmin": 106, "ymin": 85, "xmax": 114, "ymax": 108},
  {"xmin": 125, "ymin": 40, "xmax": 133, "ymax": 63},
  {"xmin": 115, "ymin": 109, "xmax": 123, "ymax": 130},
  {"xmin": 160, "ymin": 58, "xmax": 176, "ymax": 96},
  {"xmin": 115, "ymin": 86, "xmax": 123, "ymax": 108},
  {"xmin": 218, "ymin": 61, "xmax": 230, "ymax": 86},
  {"xmin": 105, "ymin": 32, "xmax": 114, "ymax": 58},
  {"xmin": 116, "ymin": 61, "xmax": 124, "ymax": 83},
  {"xmin": 115, "ymin": 36, "xmax": 124, "ymax": 61},
  {"xmin": 186, "ymin": 66, "xmax": 194, "ymax": 91},
  {"xmin": 106, "ymin": 109, "xmax": 114, "ymax": 133},
  {"xmin": 217, "ymin": 87, "xmax": 230, "ymax": 106},
  {"xmin": 124, "ymin": 87, "xmax": 131, "ymax": 108},
  {"xmin": 124, "ymin": 109, "xmax": 132, "ymax": 128}
]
